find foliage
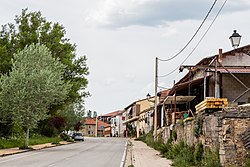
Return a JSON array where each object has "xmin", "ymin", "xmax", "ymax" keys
[
  {"xmin": 127, "ymin": 123, "xmax": 136, "ymax": 137},
  {"xmin": 0, "ymin": 43, "xmax": 71, "ymax": 147},
  {"xmin": 0, "ymin": 8, "xmax": 89, "ymax": 136},
  {"xmin": 202, "ymin": 147, "xmax": 221, "ymax": 167},
  {"xmin": 93, "ymin": 111, "xmax": 97, "ymax": 118},
  {"xmin": 0, "ymin": 136, "xmax": 61, "ymax": 149},
  {"xmin": 59, "ymin": 132, "xmax": 70, "ymax": 141},
  {"xmin": 194, "ymin": 114, "xmax": 203, "ymax": 138},
  {"xmin": 194, "ymin": 142, "xmax": 203, "ymax": 165},
  {"xmin": 141, "ymin": 132, "xmax": 221, "ymax": 167},
  {"xmin": 57, "ymin": 102, "xmax": 85, "ymax": 131},
  {"xmin": 244, "ymin": 157, "xmax": 250, "ymax": 167},
  {"xmin": 87, "ymin": 110, "xmax": 92, "ymax": 118},
  {"xmin": 172, "ymin": 130, "xmax": 177, "ymax": 141},
  {"xmin": 38, "ymin": 115, "xmax": 66, "ymax": 137}
]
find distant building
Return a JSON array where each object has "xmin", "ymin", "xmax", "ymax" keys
[
  {"xmin": 99, "ymin": 110, "xmax": 121, "ymax": 124},
  {"xmin": 80, "ymin": 117, "xmax": 111, "ymax": 137},
  {"xmin": 81, "ymin": 118, "xmax": 96, "ymax": 136}
]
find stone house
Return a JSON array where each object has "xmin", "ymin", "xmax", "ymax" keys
[
  {"xmin": 81, "ymin": 117, "xmax": 96, "ymax": 136},
  {"xmin": 80, "ymin": 117, "xmax": 111, "ymax": 137},
  {"xmin": 159, "ymin": 44, "xmax": 250, "ymax": 166}
]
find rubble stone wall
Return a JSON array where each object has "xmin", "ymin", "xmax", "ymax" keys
[{"xmin": 173, "ymin": 108, "xmax": 250, "ymax": 166}]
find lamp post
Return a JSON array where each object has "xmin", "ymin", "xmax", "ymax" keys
[{"xmin": 229, "ymin": 30, "xmax": 241, "ymax": 49}]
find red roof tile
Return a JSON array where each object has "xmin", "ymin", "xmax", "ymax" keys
[
  {"xmin": 83, "ymin": 117, "xmax": 111, "ymax": 130},
  {"xmin": 97, "ymin": 120, "xmax": 110, "ymax": 130},
  {"xmin": 102, "ymin": 110, "xmax": 121, "ymax": 117},
  {"xmin": 84, "ymin": 118, "xmax": 96, "ymax": 125}
]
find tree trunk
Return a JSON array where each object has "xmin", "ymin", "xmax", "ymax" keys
[{"xmin": 25, "ymin": 128, "xmax": 29, "ymax": 148}]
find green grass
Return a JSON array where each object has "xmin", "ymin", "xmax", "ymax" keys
[
  {"xmin": 0, "ymin": 136, "xmax": 62, "ymax": 149},
  {"xmin": 140, "ymin": 131, "xmax": 221, "ymax": 167}
]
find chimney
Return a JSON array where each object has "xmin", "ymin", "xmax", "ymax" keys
[{"xmin": 218, "ymin": 48, "xmax": 223, "ymax": 64}]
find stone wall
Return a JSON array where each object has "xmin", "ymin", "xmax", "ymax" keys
[{"xmin": 172, "ymin": 107, "xmax": 250, "ymax": 166}]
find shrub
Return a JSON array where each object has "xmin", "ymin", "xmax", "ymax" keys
[
  {"xmin": 244, "ymin": 157, "xmax": 250, "ymax": 167},
  {"xmin": 193, "ymin": 115, "xmax": 203, "ymax": 138},
  {"xmin": 66, "ymin": 139, "xmax": 74, "ymax": 142},
  {"xmin": 59, "ymin": 132, "xmax": 70, "ymax": 141},
  {"xmin": 194, "ymin": 142, "xmax": 203, "ymax": 165},
  {"xmin": 202, "ymin": 147, "xmax": 221, "ymax": 167}
]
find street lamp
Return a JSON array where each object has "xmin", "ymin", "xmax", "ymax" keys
[
  {"xmin": 229, "ymin": 30, "xmax": 241, "ymax": 49},
  {"xmin": 146, "ymin": 93, "xmax": 151, "ymax": 100}
]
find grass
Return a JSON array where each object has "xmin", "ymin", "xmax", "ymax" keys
[
  {"xmin": 0, "ymin": 136, "xmax": 62, "ymax": 149},
  {"xmin": 140, "ymin": 131, "xmax": 221, "ymax": 167}
]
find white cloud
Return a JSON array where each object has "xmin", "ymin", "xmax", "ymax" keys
[{"xmin": 84, "ymin": 0, "xmax": 250, "ymax": 28}]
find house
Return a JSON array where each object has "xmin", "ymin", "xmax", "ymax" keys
[
  {"xmin": 158, "ymin": 44, "xmax": 250, "ymax": 166},
  {"xmin": 97, "ymin": 120, "xmax": 111, "ymax": 137},
  {"xmin": 123, "ymin": 96, "xmax": 157, "ymax": 138},
  {"xmin": 80, "ymin": 117, "xmax": 111, "ymax": 137},
  {"xmin": 171, "ymin": 45, "xmax": 250, "ymax": 105},
  {"xmin": 157, "ymin": 44, "xmax": 250, "ymax": 141},
  {"xmin": 99, "ymin": 110, "xmax": 121, "ymax": 124},
  {"xmin": 110, "ymin": 110, "xmax": 126, "ymax": 137},
  {"xmin": 81, "ymin": 117, "xmax": 96, "ymax": 136}
]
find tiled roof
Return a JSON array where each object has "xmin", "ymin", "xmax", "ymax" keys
[
  {"xmin": 217, "ymin": 68, "xmax": 250, "ymax": 73},
  {"xmin": 97, "ymin": 120, "xmax": 111, "ymax": 130},
  {"xmin": 159, "ymin": 89, "xmax": 171, "ymax": 103},
  {"xmin": 102, "ymin": 110, "xmax": 121, "ymax": 117},
  {"xmin": 84, "ymin": 118, "xmax": 96, "ymax": 125},
  {"xmin": 83, "ymin": 118, "xmax": 111, "ymax": 130}
]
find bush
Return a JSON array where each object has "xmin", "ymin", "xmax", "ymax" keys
[
  {"xmin": 244, "ymin": 158, "xmax": 250, "ymax": 167},
  {"xmin": 194, "ymin": 142, "xmax": 203, "ymax": 165},
  {"xmin": 59, "ymin": 132, "xmax": 70, "ymax": 141},
  {"xmin": 202, "ymin": 147, "xmax": 221, "ymax": 167}
]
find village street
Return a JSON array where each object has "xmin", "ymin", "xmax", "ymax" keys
[{"xmin": 0, "ymin": 137, "xmax": 126, "ymax": 167}]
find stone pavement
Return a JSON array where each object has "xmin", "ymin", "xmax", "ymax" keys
[
  {"xmin": 125, "ymin": 139, "xmax": 172, "ymax": 167},
  {"xmin": 0, "ymin": 141, "xmax": 70, "ymax": 157}
]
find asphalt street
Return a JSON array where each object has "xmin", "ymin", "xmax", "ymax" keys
[{"xmin": 0, "ymin": 137, "xmax": 127, "ymax": 167}]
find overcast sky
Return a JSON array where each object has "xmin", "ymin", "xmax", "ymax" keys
[{"xmin": 1, "ymin": 0, "xmax": 250, "ymax": 115}]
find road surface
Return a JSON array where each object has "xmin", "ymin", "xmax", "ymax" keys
[{"xmin": 0, "ymin": 137, "xmax": 127, "ymax": 167}]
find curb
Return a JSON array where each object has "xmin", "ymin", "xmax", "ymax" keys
[
  {"xmin": 120, "ymin": 141, "xmax": 128, "ymax": 167},
  {"xmin": 0, "ymin": 141, "xmax": 75, "ymax": 157}
]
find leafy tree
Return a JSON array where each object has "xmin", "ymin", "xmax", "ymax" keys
[
  {"xmin": 87, "ymin": 110, "xmax": 92, "ymax": 118},
  {"xmin": 93, "ymin": 111, "xmax": 97, "ymax": 118},
  {"xmin": 57, "ymin": 102, "xmax": 85, "ymax": 131},
  {"xmin": 0, "ymin": 44, "xmax": 71, "ymax": 148},
  {"xmin": 0, "ymin": 8, "xmax": 89, "ymax": 119}
]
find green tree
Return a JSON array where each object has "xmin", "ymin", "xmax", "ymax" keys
[
  {"xmin": 0, "ymin": 44, "xmax": 71, "ymax": 148},
  {"xmin": 93, "ymin": 111, "xmax": 97, "ymax": 118},
  {"xmin": 58, "ymin": 102, "xmax": 85, "ymax": 131},
  {"xmin": 87, "ymin": 110, "xmax": 92, "ymax": 118},
  {"xmin": 0, "ymin": 8, "xmax": 88, "ymax": 118}
]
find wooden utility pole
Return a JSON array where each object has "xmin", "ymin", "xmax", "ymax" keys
[{"xmin": 154, "ymin": 57, "xmax": 158, "ymax": 141}]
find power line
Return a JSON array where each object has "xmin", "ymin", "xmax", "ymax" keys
[
  {"xmin": 158, "ymin": 0, "xmax": 218, "ymax": 62},
  {"xmin": 159, "ymin": 0, "xmax": 228, "ymax": 78}
]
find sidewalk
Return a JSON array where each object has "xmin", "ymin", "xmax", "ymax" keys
[
  {"xmin": 125, "ymin": 139, "xmax": 172, "ymax": 167},
  {"xmin": 0, "ymin": 141, "xmax": 70, "ymax": 157}
]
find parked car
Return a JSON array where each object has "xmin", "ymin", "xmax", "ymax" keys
[{"xmin": 72, "ymin": 132, "xmax": 84, "ymax": 141}]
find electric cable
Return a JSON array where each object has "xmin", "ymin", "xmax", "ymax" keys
[
  {"xmin": 158, "ymin": 0, "xmax": 218, "ymax": 62},
  {"xmin": 159, "ymin": 0, "xmax": 228, "ymax": 78}
]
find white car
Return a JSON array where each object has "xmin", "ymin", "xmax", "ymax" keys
[{"xmin": 73, "ymin": 133, "xmax": 84, "ymax": 141}]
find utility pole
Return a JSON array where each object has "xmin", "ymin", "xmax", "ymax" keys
[
  {"xmin": 95, "ymin": 116, "xmax": 98, "ymax": 137},
  {"xmin": 154, "ymin": 57, "xmax": 158, "ymax": 141}
]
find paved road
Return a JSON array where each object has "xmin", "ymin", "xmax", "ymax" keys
[{"xmin": 0, "ymin": 137, "xmax": 127, "ymax": 167}]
